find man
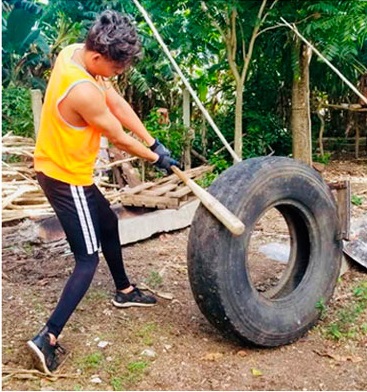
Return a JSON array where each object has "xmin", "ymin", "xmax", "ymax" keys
[{"xmin": 27, "ymin": 10, "xmax": 179, "ymax": 374}]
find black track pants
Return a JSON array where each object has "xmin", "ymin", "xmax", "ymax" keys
[{"xmin": 36, "ymin": 172, "xmax": 130, "ymax": 337}]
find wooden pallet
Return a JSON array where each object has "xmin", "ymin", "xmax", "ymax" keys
[{"xmin": 119, "ymin": 165, "xmax": 214, "ymax": 209}]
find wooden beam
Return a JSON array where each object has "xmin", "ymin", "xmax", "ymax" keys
[{"xmin": 31, "ymin": 89, "xmax": 43, "ymax": 137}]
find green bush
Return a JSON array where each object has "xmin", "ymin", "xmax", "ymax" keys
[
  {"xmin": 242, "ymin": 111, "xmax": 292, "ymax": 158},
  {"xmin": 2, "ymin": 87, "xmax": 34, "ymax": 138},
  {"xmin": 144, "ymin": 108, "xmax": 187, "ymax": 161}
]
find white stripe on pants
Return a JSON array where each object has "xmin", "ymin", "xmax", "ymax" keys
[{"xmin": 70, "ymin": 185, "xmax": 98, "ymax": 254}]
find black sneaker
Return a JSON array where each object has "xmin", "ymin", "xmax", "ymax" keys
[
  {"xmin": 26, "ymin": 327, "xmax": 66, "ymax": 374},
  {"xmin": 112, "ymin": 285, "xmax": 157, "ymax": 308}
]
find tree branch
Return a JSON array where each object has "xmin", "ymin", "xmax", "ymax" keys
[
  {"xmin": 230, "ymin": 8, "xmax": 237, "ymax": 63},
  {"xmin": 261, "ymin": 0, "xmax": 279, "ymax": 24},
  {"xmin": 257, "ymin": 13, "xmax": 322, "ymax": 39},
  {"xmin": 256, "ymin": 23, "xmax": 288, "ymax": 38},
  {"xmin": 240, "ymin": 0, "xmax": 268, "ymax": 83},
  {"xmin": 257, "ymin": 0, "xmax": 269, "ymax": 23},
  {"xmin": 201, "ymin": 1, "xmax": 239, "ymax": 82}
]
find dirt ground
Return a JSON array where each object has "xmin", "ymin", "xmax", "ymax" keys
[{"xmin": 2, "ymin": 159, "xmax": 367, "ymax": 391}]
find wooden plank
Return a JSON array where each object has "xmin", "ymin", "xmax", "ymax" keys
[
  {"xmin": 166, "ymin": 186, "xmax": 193, "ymax": 198},
  {"xmin": 123, "ymin": 181, "xmax": 156, "ymax": 194},
  {"xmin": 2, "ymin": 186, "xmax": 38, "ymax": 209},
  {"xmin": 7, "ymin": 203, "xmax": 51, "ymax": 210},
  {"xmin": 121, "ymin": 162, "xmax": 142, "ymax": 187},
  {"xmin": 328, "ymin": 181, "xmax": 351, "ymax": 240},
  {"xmin": 10, "ymin": 197, "xmax": 48, "ymax": 204},
  {"xmin": 119, "ymin": 194, "xmax": 179, "ymax": 208},
  {"xmin": 123, "ymin": 176, "xmax": 180, "ymax": 194},
  {"xmin": 140, "ymin": 183, "xmax": 179, "ymax": 196}
]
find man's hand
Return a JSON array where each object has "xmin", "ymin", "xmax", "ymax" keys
[
  {"xmin": 154, "ymin": 154, "xmax": 179, "ymax": 175},
  {"xmin": 149, "ymin": 139, "xmax": 171, "ymax": 157}
]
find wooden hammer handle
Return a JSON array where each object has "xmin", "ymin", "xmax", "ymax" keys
[{"xmin": 171, "ymin": 166, "xmax": 245, "ymax": 236}]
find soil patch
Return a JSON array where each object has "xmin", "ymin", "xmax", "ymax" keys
[{"xmin": 2, "ymin": 159, "xmax": 367, "ymax": 391}]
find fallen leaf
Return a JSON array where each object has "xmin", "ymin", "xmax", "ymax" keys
[
  {"xmin": 156, "ymin": 291, "xmax": 174, "ymax": 300},
  {"xmin": 139, "ymin": 283, "xmax": 174, "ymax": 300},
  {"xmin": 347, "ymin": 356, "xmax": 363, "ymax": 363},
  {"xmin": 251, "ymin": 368, "xmax": 263, "ymax": 377},
  {"xmin": 314, "ymin": 350, "xmax": 363, "ymax": 363},
  {"xmin": 237, "ymin": 350, "xmax": 248, "ymax": 357},
  {"xmin": 200, "ymin": 352, "xmax": 223, "ymax": 361}
]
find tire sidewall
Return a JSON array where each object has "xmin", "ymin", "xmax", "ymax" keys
[{"xmin": 188, "ymin": 157, "xmax": 342, "ymax": 346}]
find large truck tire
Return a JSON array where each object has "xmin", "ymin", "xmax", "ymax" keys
[{"xmin": 187, "ymin": 157, "xmax": 342, "ymax": 347}]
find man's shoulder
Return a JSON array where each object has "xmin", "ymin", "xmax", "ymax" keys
[
  {"xmin": 59, "ymin": 43, "xmax": 84, "ymax": 57},
  {"xmin": 67, "ymin": 80, "xmax": 105, "ymax": 106}
]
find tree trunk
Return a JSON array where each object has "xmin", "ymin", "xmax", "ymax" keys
[
  {"xmin": 291, "ymin": 41, "xmax": 313, "ymax": 166},
  {"xmin": 234, "ymin": 85, "xmax": 244, "ymax": 159}
]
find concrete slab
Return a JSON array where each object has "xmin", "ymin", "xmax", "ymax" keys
[
  {"xmin": 118, "ymin": 200, "xmax": 199, "ymax": 245},
  {"xmin": 35, "ymin": 200, "xmax": 200, "ymax": 246}
]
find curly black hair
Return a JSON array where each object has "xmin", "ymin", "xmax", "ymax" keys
[{"xmin": 85, "ymin": 10, "xmax": 142, "ymax": 69}]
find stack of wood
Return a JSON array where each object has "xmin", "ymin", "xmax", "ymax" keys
[
  {"xmin": 2, "ymin": 133, "xmax": 213, "ymax": 223},
  {"xmin": 2, "ymin": 134, "xmax": 50, "ymax": 223},
  {"xmin": 1, "ymin": 134, "xmax": 138, "ymax": 222},
  {"xmin": 119, "ymin": 165, "xmax": 214, "ymax": 209}
]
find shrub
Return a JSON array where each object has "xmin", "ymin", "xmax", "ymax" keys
[{"xmin": 2, "ymin": 87, "xmax": 35, "ymax": 138}]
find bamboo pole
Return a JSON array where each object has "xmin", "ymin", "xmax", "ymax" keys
[{"xmin": 131, "ymin": 0, "xmax": 241, "ymax": 163}]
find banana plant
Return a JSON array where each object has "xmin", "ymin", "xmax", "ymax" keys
[{"xmin": 2, "ymin": 0, "xmax": 50, "ymax": 88}]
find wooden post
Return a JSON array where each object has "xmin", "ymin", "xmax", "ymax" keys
[
  {"xmin": 31, "ymin": 89, "xmax": 43, "ymax": 137},
  {"xmin": 183, "ymin": 88, "xmax": 192, "ymax": 170}
]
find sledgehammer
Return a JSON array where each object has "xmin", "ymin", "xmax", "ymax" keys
[{"xmin": 171, "ymin": 166, "xmax": 245, "ymax": 236}]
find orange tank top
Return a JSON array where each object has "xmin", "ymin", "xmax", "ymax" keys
[{"xmin": 34, "ymin": 44, "xmax": 105, "ymax": 185}]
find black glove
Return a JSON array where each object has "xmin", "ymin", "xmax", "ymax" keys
[
  {"xmin": 154, "ymin": 154, "xmax": 180, "ymax": 175},
  {"xmin": 149, "ymin": 139, "xmax": 171, "ymax": 157}
]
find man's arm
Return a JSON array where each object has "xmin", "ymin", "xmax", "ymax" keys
[
  {"xmin": 103, "ymin": 82, "xmax": 155, "ymax": 146},
  {"xmin": 66, "ymin": 82, "xmax": 158, "ymax": 162}
]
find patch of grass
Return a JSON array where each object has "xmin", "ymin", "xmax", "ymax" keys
[
  {"xmin": 84, "ymin": 289, "xmax": 109, "ymax": 302},
  {"xmin": 136, "ymin": 322, "xmax": 158, "ymax": 346},
  {"xmin": 127, "ymin": 360, "xmax": 149, "ymax": 372},
  {"xmin": 315, "ymin": 297, "xmax": 328, "ymax": 320},
  {"xmin": 320, "ymin": 281, "xmax": 367, "ymax": 341},
  {"xmin": 76, "ymin": 351, "xmax": 104, "ymax": 370},
  {"xmin": 109, "ymin": 361, "xmax": 149, "ymax": 390},
  {"xmin": 351, "ymin": 195, "xmax": 363, "ymax": 206},
  {"xmin": 3, "ymin": 346, "xmax": 14, "ymax": 355},
  {"xmin": 125, "ymin": 361, "xmax": 149, "ymax": 386},
  {"xmin": 137, "ymin": 322, "xmax": 158, "ymax": 335},
  {"xmin": 34, "ymin": 302, "xmax": 46, "ymax": 314},
  {"xmin": 23, "ymin": 242, "xmax": 34, "ymax": 256},
  {"xmin": 110, "ymin": 376, "xmax": 124, "ymax": 391},
  {"xmin": 144, "ymin": 271, "xmax": 163, "ymax": 289},
  {"xmin": 196, "ymin": 172, "xmax": 218, "ymax": 188},
  {"xmin": 313, "ymin": 152, "xmax": 332, "ymax": 164}
]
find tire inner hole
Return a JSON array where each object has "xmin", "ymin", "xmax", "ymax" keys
[{"xmin": 247, "ymin": 206, "xmax": 309, "ymax": 299}]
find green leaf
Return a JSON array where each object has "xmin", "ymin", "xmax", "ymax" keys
[
  {"xmin": 20, "ymin": 28, "xmax": 41, "ymax": 52},
  {"xmin": 35, "ymin": 34, "xmax": 50, "ymax": 54},
  {"xmin": 6, "ymin": 7, "xmax": 38, "ymax": 53}
]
